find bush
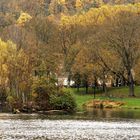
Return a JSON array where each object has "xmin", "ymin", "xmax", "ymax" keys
[
  {"xmin": 49, "ymin": 91, "xmax": 77, "ymax": 113},
  {"xmin": 0, "ymin": 86, "xmax": 7, "ymax": 103},
  {"xmin": 6, "ymin": 96, "xmax": 15, "ymax": 104},
  {"xmin": 32, "ymin": 77, "xmax": 58, "ymax": 110},
  {"xmin": 6, "ymin": 95, "xmax": 23, "ymax": 111},
  {"xmin": 31, "ymin": 77, "xmax": 76, "ymax": 113}
]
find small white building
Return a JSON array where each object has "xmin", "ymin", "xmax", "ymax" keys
[{"xmin": 58, "ymin": 77, "xmax": 75, "ymax": 87}]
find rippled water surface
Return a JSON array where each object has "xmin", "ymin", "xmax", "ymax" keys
[{"xmin": 0, "ymin": 113, "xmax": 140, "ymax": 140}]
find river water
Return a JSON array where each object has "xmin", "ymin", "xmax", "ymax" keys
[{"xmin": 0, "ymin": 109, "xmax": 140, "ymax": 140}]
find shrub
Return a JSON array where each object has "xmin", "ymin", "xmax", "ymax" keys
[
  {"xmin": 6, "ymin": 95, "xmax": 23, "ymax": 111},
  {"xmin": 0, "ymin": 86, "xmax": 7, "ymax": 103},
  {"xmin": 32, "ymin": 77, "xmax": 76, "ymax": 113},
  {"xmin": 32, "ymin": 77, "xmax": 57, "ymax": 110},
  {"xmin": 49, "ymin": 91, "xmax": 77, "ymax": 113},
  {"xmin": 6, "ymin": 96, "xmax": 15, "ymax": 104}
]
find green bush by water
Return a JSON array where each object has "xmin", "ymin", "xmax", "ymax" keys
[{"xmin": 49, "ymin": 91, "xmax": 77, "ymax": 113}]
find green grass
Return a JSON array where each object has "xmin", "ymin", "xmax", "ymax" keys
[
  {"xmin": 107, "ymin": 86, "xmax": 140, "ymax": 97},
  {"xmin": 122, "ymin": 98, "xmax": 140, "ymax": 109},
  {"xmin": 64, "ymin": 88, "xmax": 95, "ymax": 110},
  {"xmin": 64, "ymin": 86, "xmax": 140, "ymax": 111}
]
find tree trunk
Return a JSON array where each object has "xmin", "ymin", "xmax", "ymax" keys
[
  {"xmin": 115, "ymin": 77, "xmax": 119, "ymax": 87},
  {"xmin": 85, "ymin": 83, "xmax": 88, "ymax": 94},
  {"xmin": 93, "ymin": 77, "xmax": 97, "ymax": 98},
  {"xmin": 93, "ymin": 85, "xmax": 96, "ymax": 99},
  {"xmin": 68, "ymin": 72, "xmax": 72, "ymax": 87},
  {"xmin": 128, "ymin": 70, "xmax": 135, "ymax": 97},
  {"xmin": 102, "ymin": 71, "xmax": 107, "ymax": 95},
  {"xmin": 122, "ymin": 75, "xmax": 126, "ymax": 87},
  {"xmin": 102, "ymin": 80, "xmax": 106, "ymax": 92},
  {"xmin": 22, "ymin": 92, "xmax": 25, "ymax": 104}
]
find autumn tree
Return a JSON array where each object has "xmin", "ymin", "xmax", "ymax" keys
[{"xmin": 101, "ymin": 9, "xmax": 140, "ymax": 96}]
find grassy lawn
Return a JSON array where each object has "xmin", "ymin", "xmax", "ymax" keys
[
  {"xmin": 64, "ymin": 88, "xmax": 95, "ymax": 110},
  {"xmin": 64, "ymin": 86, "xmax": 140, "ymax": 111}
]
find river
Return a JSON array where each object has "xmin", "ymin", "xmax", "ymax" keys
[{"xmin": 0, "ymin": 109, "xmax": 140, "ymax": 140}]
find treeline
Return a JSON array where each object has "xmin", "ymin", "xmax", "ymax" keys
[
  {"xmin": 61, "ymin": 4, "xmax": 140, "ymax": 97},
  {"xmin": 0, "ymin": 0, "xmax": 140, "ymax": 17},
  {"xmin": 0, "ymin": 2, "xmax": 140, "ymax": 112}
]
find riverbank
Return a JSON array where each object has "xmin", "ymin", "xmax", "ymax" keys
[
  {"xmin": 65, "ymin": 86, "xmax": 140, "ymax": 111},
  {"xmin": 1, "ymin": 86, "xmax": 140, "ymax": 114}
]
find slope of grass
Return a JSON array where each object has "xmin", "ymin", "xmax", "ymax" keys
[
  {"xmin": 64, "ymin": 88, "xmax": 95, "ymax": 110},
  {"xmin": 64, "ymin": 86, "xmax": 140, "ymax": 111},
  {"xmin": 107, "ymin": 86, "xmax": 140, "ymax": 97}
]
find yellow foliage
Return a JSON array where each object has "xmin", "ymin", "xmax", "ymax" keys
[
  {"xmin": 2, "ymin": 64, "xmax": 8, "ymax": 74},
  {"xmin": 76, "ymin": 0, "xmax": 83, "ymax": 8},
  {"xmin": 60, "ymin": 3, "xmax": 140, "ymax": 27},
  {"xmin": 17, "ymin": 12, "xmax": 32, "ymax": 26},
  {"xmin": 0, "ymin": 38, "xmax": 8, "ymax": 51},
  {"xmin": 58, "ymin": 0, "xmax": 65, "ymax": 5},
  {"xmin": 0, "ymin": 39, "xmax": 17, "ymax": 85},
  {"xmin": 60, "ymin": 14, "xmax": 75, "ymax": 26},
  {"xmin": 0, "ymin": 39, "xmax": 8, "ymax": 62}
]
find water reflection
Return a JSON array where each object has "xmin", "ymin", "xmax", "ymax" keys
[
  {"xmin": 0, "ymin": 114, "xmax": 140, "ymax": 140},
  {"xmin": 85, "ymin": 108, "xmax": 140, "ymax": 120},
  {"xmin": 0, "ymin": 110, "xmax": 140, "ymax": 140}
]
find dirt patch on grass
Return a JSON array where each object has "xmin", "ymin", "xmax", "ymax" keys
[{"xmin": 83, "ymin": 100, "xmax": 125, "ymax": 109}]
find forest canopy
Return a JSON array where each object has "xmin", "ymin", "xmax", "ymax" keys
[{"xmin": 0, "ymin": 0, "xmax": 140, "ymax": 112}]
